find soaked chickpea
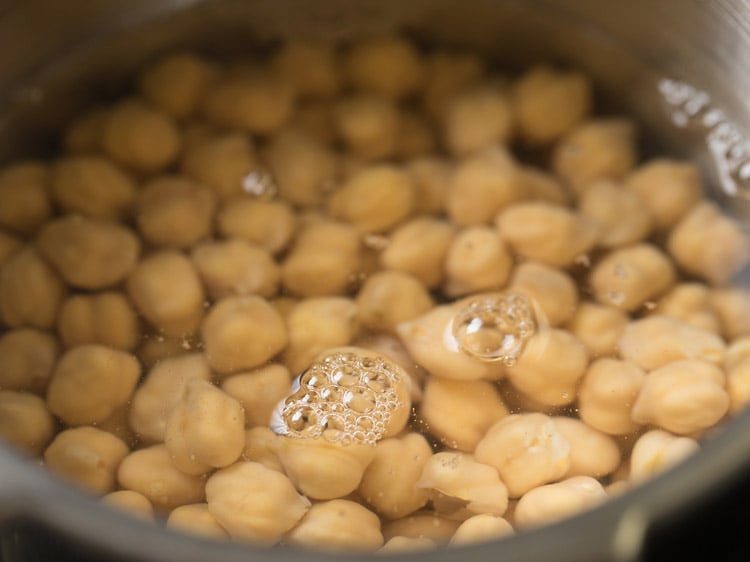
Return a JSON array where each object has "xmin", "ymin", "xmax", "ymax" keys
[
  {"xmin": 167, "ymin": 503, "xmax": 228, "ymax": 539},
  {"xmin": 0, "ymin": 391, "xmax": 55, "ymax": 455},
  {"xmin": 221, "ymin": 365, "xmax": 292, "ymax": 428},
  {"xmin": 0, "ymin": 162, "xmax": 52, "ymax": 235},
  {"xmin": 57, "ymin": 292, "xmax": 139, "ymax": 351},
  {"xmin": 217, "ymin": 199, "xmax": 296, "ymax": 256},
  {"xmin": 443, "ymin": 84, "xmax": 513, "ymax": 155},
  {"xmin": 334, "ymin": 95, "xmax": 400, "ymax": 161},
  {"xmin": 0, "ymin": 328, "xmax": 59, "ymax": 393},
  {"xmin": 102, "ymin": 490, "xmax": 155, "ymax": 521}
]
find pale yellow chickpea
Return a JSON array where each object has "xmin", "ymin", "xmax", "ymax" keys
[
  {"xmin": 422, "ymin": 50, "xmax": 486, "ymax": 119},
  {"xmin": 475, "ymin": 413, "xmax": 571, "ymax": 498},
  {"xmin": 334, "ymin": 94, "xmax": 400, "ymax": 160},
  {"xmin": 632, "ymin": 359, "xmax": 729, "ymax": 435},
  {"xmin": 653, "ymin": 283, "xmax": 721, "ymax": 334},
  {"xmin": 283, "ymin": 297, "xmax": 359, "ymax": 373},
  {"xmin": 444, "ymin": 226, "xmax": 513, "ymax": 298},
  {"xmin": 618, "ymin": 315, "xmax": 725, "ymax": 370},
  {"xmin": 167, "ymin": 503, "xmax": 228, "ymax": 539},
  {"xmin": 102, "ymin": 99, "xmax": 181, "ymax": 173},
  {"xmin": 552, "ymin": 118, "xmax": 637, "ymax": 193},
  {"xmin": 345, "ymin": 36, "xmax": 424, "ymax": 100},
  {"xmin": 450, "ymin": 515, "xmax": 514, "ymax": 545},
  {"xmin": 201, "ymin": 295, "xmax": 287, "ymax": 375},
  {"xmin": 712, "ymin": 288, "xmax": 750, "ymax": 339},
  {"xmin": 521, "ymin": 166, "xmax": 571, "ymax": 206},
  {"xmin": 0, "ymin": 230, "xmax": 20, "ymax": 268},
  {"xmin": 509, "ymin": 261, "xmax": 578, "ymax": 327},
  {"xmin": 139, "ymin": 52, "xmax": 219, "ymax": 118},
  {"xmin": 725, "ymin": 336, "xmax": 750, "ymax": 370},
  {"xmin": 203, "ymin": 71, "xmax": 295, "ymax": 135},
  {"xmin": 102, "ymin": 490, "xmax": 155, "ymax": 521},
  {"xmin": 63, "ymin": 107, "xmax": 109, "ymax": 153},
  {"xmin": 263, "ymin": 128, "xmax": 338, "ymax": 207},
  {"xmin": 589, "ymin": 243, "xmax": 676, "ymax": 311},
  {"xmin": 382, "ymin": 511, "xmax": 461, "ymax": 545},
  {"xmin": 447, "ymin": 146, "xmax": 527, "ymax": 226},
  {"xmin": 287, "ymin": 499, "xmax": 383, "ymax": 552},
  {"xmin": 165, "ymin": 379, "xmax": 245, "ymax": 475},
  {"xmin": 566, "ymin": 301, "xmax": 629, "ymax": 358},
  {"xmin": 552, "ymin": 417, "xmax": 620, "ymax": 478},
  {"xmin": 624, "ymin": 159, "xmax": 703, "ymax": 230},
  {"xmin": 406, "ymin": 157, "xmax": 451, "ymax": 215},
  {"xmin": 496, "ymin": 202, "xmax": 599, "ymax": 268},
  {"xmin": 0, "ymin": 162, "xmax": 52, "ymax": 235},
  {"xmin": 727, "ymin": 357, "xmax": 750, "ymax": 415},
  {"xmin": 57, "ymin": 292, "xmax": 139, "ymax": 351},
  {"xmin": 578, "ymin": 358, "xmax": 645, "ymax": 435},
  {"xmin": 357, "ymin": 271, "xmax": 434, "ymax": 334},
  {"xmin": 51, "ymin": 156, "xmax": 136, "ymax": 221},
  {"xmin": 443, "ymin": 84, "xmax": 513, "ymax": 155},
  {"xmin": 129, "ymin": 353, "xmax": 212, "ymax": 443},
  {"xmin": 46, "ymin": 345, "xmax": 140, "ymax": 426},
  {"xmin": 668, "ymin": 201, "xmax": 749, "ymax": 286},
  {"xmin": 514, "ymin": 476, "xmax": 607, "ymax": 528},
  {"xmin": 506, "ymin": 329, "xmax": 588, "ymax": 407},
  {"xmin": 180, "ymin": 132, "xmax": 256, "ymax": 202},
  {"xmin": 380, "ymin": 536, "xmax": 436, "ymax": 552},
  {"xmin": 206, "ymin": 461, "xmax": 310, "ymax": 544},
  {"xmin": 44, "ymin": 426, "xmax": 129, "ymax": 494},
  {"xmin": 272, "ymin": 41, "xmax": 340, "ymax": 98},
  {"xmin": 135, "ymin": 176, "xmax": 216, "ymax": 249},
  {"xmin": 578, "ymin": 180, "xmax": 652, "ymax": 248},
  {"xmin": 242, "ymin": 427, "xmax": 283, "ymax": 472},
  {"xmin": 0, "ymin": 328, "xmax": 58, "ymax": 393},
  {"xmin": 359, "ymin": 433, "xmax": 433, "ymax": 519},
  {"xmin": 0, "ymin": 391, "xmax": 55, "ymax": 455},
  {"xmin": 396, "ymin": 111, "xmax": 436, "ymax": 159},
  {"xmin": 420, "ymin": 378, "xmax": 508, "ymax": 452},
  {"xmin": 217, "ymin": 198, "xmax": 296, "ymax": 256},
  {"xmin": 126, "ymin": 251, "xmax": 205, "ymax": 337},
  {"xmin": 629, "ymin": 429, "xmax": 699, "ymax": 483},
  {"xmin": 37, "ymin": 215, "xmax": 140, "ymax": 290},
  {"xmin": 221, "ymin": 365, "xmax": 291, "ymax": 428},
  {"xmin": 118, "ymin": 444, "xmax": 206, "ymax": 511},
  {"xmin": 281, "ymin": 220, "xmax": 362, "ymax": 297},
  {"xmin": 0, "ymin": 246, "xmax": 65, "ymax": 329}
]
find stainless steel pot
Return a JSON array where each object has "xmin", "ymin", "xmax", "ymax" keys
[{"xmin": 2, "ymin": 1, "xmax": 750, "ymax": 561}]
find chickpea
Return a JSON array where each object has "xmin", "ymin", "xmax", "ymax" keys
[
  {"xmin": 397, "ymin": 111, "xmax": 436, "ymax": 159},
  {"xmin": 513, "ymin": 66, "xmax": 591, "ymax": 144},
  {"xmin": 406, "ymin": 157, "xmax": 451, "ymax": 215},
  {"xmin": 509, "ymin": 261, "xmax": 578, "ymax": 327},
  {"xmin": 422, "ymin": 50, "xmax": 486, "ymax": 119},
  {"xmin": 345, "ymin": 36, "xmax": 424, "ymax": 100},
  {"xmin": 653, "ymin": 283, "xmax": 721, "ymax": 334},
  {"xmin": 618, "ymin": 315, "xmax": 725, "ymax": 371},
  {"xmin": 165, "ymin": 379, "xmax": 245, "ymax": 475},
  {"xmin": 272, "ymin": 41, "xmax": 340, "ymax": 98},
  {"xmin": 566, "ymin": 302, "xmax": 628, "ymax": 358},
  {"xmin": 0, "ymin": 246, "xmax": 65, "ymax": 329},
  {"xmin": 102, "ymin": 490, "xmax": 155, "ymax": 521},
  {"xmin": 334, "ymin": 95, "xmax": 400, "ymax": 160},
  {"xmin": 578, "ymin": 180, "xmax": 652, "ymax": 248},
  {"xmin": 180, "ymin": 132, "xmax": 256, "ymax": 202},
  {"xmin": 44, "ymin": 426, "xmax": 129, "ymax": 494},
  {"xmin": 629, "ymin": 430, "xmax": 699, "ymax": 482},
  {"xmin": 420, "ymin": 378, "xmax": 508, "ymax": 452},
  {"xmin": 167, "ymin": 503, "xmax": 228, "ymax": 539},
  {"xmin": 221, "ymin": 365, "xmax": 291, "ymax": 428},
  {"xmin": 589, "ymin": 243, "xmax": 676, "ymax": 311},
  {"xmin": 57, "ymin": 292, "xmax": 139, "ymax": 351},
  {"xmin": 711, "ymin": 288, "xmax": 750, "ymax": 339},
  {"xmin": 382, "ymin": 511, "xmax": 461, "ymax": 545},
  {"xmin": 138, "ymin": 52, "xmax": 219, "ymax": 118},
  {"xmin": 281, "ymin": 220, "xmax": 362, "ymax": 297},
  {"xmin": 725, "ymin": 336, "xmax": 750, "ymax": 371},
  {"xmin": 203, "ymin": 71, "xmax": 295, "ymax": 135},
  {"xmin": 553, "ymin": 118, "xmax": 637, "ymax": 193},
  {"xmin": 667, "ymin": 201, "xmax": 749, "ymax": 286},
  {"xmin": 201, "ymin": 295, "xmax": 287, "ymax": 375},
  {"xmin": 632, "ymin": 359, "xmax": 729, "ymax": 435},
  {"xmin": 0, "ymin": 391, "xmax": 55, "ymax": 455},
  {"xmin": 263, "ymin": 128, "xmax": 338, "ymax": 207},
  {"xmin": 357, "ymin": 271, "xmax": 434, "ymax": 334},
  {"xmin": 217, "ymin": 199, "xmax": 296, "ymax": 256},
  {"xmin": 118, "ymin": 444, "xmax": 206, "ymax": 511},
  {"xmin": 242, "ymin": 427, "xmax": 284, "ymax": 472},
  {"xmin": 51, "ymin": 156, "xmax": 136, "ymax": 221},
  {"xmin": 0, "ymin": 162, "xmax": 52, "ymax": 235},
  {"xmin": 521, "ymin": 166, "xmax": 571, "ymax": 206},
  {"xmin": 63, "ymin": 107, "xmax": 109, "ymax": 153},
  {"xmin": 624, "ymin": 159, "xmax": 702, "ymax": 230},
  {"xmin": 287, "ymin": 499, "xmax": 383, "ymax": 552},
  {"xmin": 380, "ymin": 536, "xmax": 436, "ymax": 552},
  {"xmin": 444, "ymin": 227, "xmax": 513, "ymax": 298},
  {"xmin": 205, "ymin": 461, "xmax": 310, "ymax": 545},
  {"xmin": 126, "ymin": 251, "xmax": 205, "ymax": 337},
  {"xmin": 443, "ymin": 84, "xmax": 513, "ymax": 155},
  {"xmin": 552, "ymin": 417, "xmax": 620, "ymax": 478},
  {"xmin": 37, "ymin": 215, "xmax": 140, "ymax": 290},
  {"xmin": 447, "ymin": 146, "xmax": 527, "ymax": 226},
  {"xmin": 46, "ymin": 345, "xmax": 140, "ymax": 426},
  {"xmin": 578, "ymin": 358, "xmax": 645, "ymax": 435},
  {"xmin": 135, "ymin": 176, "xmax": 216, "ymax": 249},
  {"xmin": 496, "ymin": 202, "xmax": 599, "ymax": 268},
  {"xmin": 380, "ymin": 218, "xmax": 454, "ymax": 289},
  {"xmin": 192, "ymin": 239, "xmax": 280, "ymax": 301},
  {"xmin": 475, "ymin": 413, "xmax": 571, "ymax": 498},
  {"xmin": 505, "ymin": 329, "xmax": 588, "ymax": 407},
  {"xmin": 0, "ymin": 328, "xmax": 58, "ymax": 393},
  {"xmin": 0, "ymin": 230, "xmax": 20, "ymax": 268},
  {"xmin": 450, "ymin": 515, "xmax": 514, "ymax": 545},
  {"xmin": 514, "ymin": 476, "xmax": 607, "ymax": 528},
  {"xmin": 102, "ymin": 99, "xmax": 181, "ymax": 173}
]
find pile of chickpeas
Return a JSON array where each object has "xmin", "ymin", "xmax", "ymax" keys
[{"xmin": 1, "ymin": 34, "xmax": 750, "ymax": 553}]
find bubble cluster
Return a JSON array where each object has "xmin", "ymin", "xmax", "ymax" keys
[
  {"xmin": 242, "ymin": 168, "xmax": 277, "ymax": 199},
  {"xmin": 451, "ymin": 292, "xmax": 536, "ymax": 366},
  {"xmin": 271, "ymin": 351, "xmax": 403, "ymax": 446}
]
